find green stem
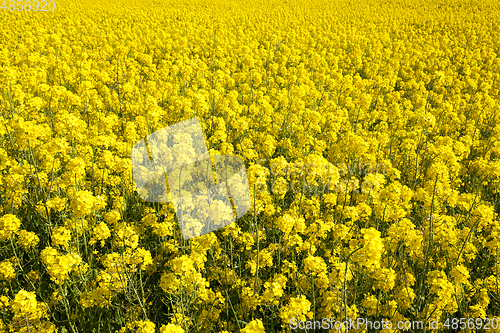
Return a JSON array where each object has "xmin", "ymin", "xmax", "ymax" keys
[
  {"xmin": 121, "ymin": 252, "xmax": 148, "ymax": 320},
  {"xmin": 343, "ymin": 246, "xmax": 363, "ymax": 333}
]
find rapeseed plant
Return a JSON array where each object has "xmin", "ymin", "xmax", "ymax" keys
[{"xmin": 1, "ymin": 0, "xmax": 500, "ymax": 331}]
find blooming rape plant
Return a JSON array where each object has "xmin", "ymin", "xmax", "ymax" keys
[
  {"xmin": 1, "ymin": 0, "xmax": 500, "ymax": 332},
  {"xmin": 131, "ymin": 117, "xmax": 251, "ymax": 240}
]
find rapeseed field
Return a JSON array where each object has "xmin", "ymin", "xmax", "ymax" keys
[{"xmin": 1, "ymin": 0, "xmax": 500, "ymax": 332}]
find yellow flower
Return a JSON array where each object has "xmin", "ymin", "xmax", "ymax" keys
[
  {"xmin": 241, "ymin": 319, "xmax": 265, "ymax": 333},
  {"xmin": 355, "ymin": 227, "xmax": 384, "ymax": 271},
  {"xmin": 90, "ymin": 221, "xmax": 111, "ymax": 246},
  {"xmin": 51, "ymin": 226, "xmax": 72, "ymax": 248},
  {"xmin": 450, "ymin": 265, "xmax": 470, "ymax": 285},
  {"xmin": 104, "ymin": 209, "xmax": 122, "ymax": 225},
  {"xmin": 70, "ymin": 190, "xmax": 96, "ymax": 219},
  {"xmin": 170, "ymin": 255, "xmax": 195, "ymax": 275},
  {"xmin": 40, "ymin": 247, "xmax": 82, "ymax": 285},
  {"xmin": 17, "ymin": 229, "xmax": 40, "ymax": 250},
  {"xmin": 159, "ymin": 323, "xmax": 185, "ymax": 333},
  {"xmin": 304, "ymin": 256, "xmax": 327, "ymax": 276},
  {"xmin": 0, "ymin": 214, "xmax": 21, "ymax": 240},
  {"xmin": 10, "ymin": 289, "xmax": 38, "ymax": 315},
  {"xmin": 113, "ymin": 223, "xmax": 139, "ymax": 249},
  {"xmin": 276, "ymin": 213, "xmax": 306, "ymax": 236},
  {"xmin": 0, "ymin": 261, "xmax": 15, "ymax": 281},
  {"xmin": 362, "ymin": 294, "xmax": 378, "ymax": 316},
  {"xmin": 279, "ymin": 295, "xmax": 312, "ymax": 324},
  {"xmin": 0, "ymin": 295, "xmax": 9, "ymax": 309},
  {"xmin": 129, "ymin": 320, "xmax": 156, "ymax": 333}
]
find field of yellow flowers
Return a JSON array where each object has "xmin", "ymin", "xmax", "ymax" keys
[{"xmin": 1, "ymin": 0, "xmax": 500, "ymax": 332}]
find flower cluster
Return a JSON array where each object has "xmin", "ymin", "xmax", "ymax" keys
[{"xmin": 1, "ymin": 0, "xmax": 500, "ymax": 331}]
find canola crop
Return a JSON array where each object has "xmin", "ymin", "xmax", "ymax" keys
[{"xmin": 1, "ymin": 0, "xmax": 500, "ymax": 332}]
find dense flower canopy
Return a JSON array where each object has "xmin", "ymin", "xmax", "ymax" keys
[{"xmin": 1, "ymin": 0, "xmax": 500, "ymax": 332}]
